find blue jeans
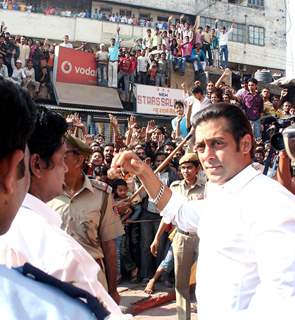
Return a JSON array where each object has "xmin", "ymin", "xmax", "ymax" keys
[
  {"xmin": 118, "ymin": 72, "xmax": 130, "ymax": 100},
  {"xmin": 139, "ymin": 210, "xmax": 168, "ymax": 279},
  {"xmin": 250, "ymin": 119, "xmax": 261, "ymax": 139},
  {"xmin": 156, "ymin": 73, "xmax": 166, "ymax": 87},
  {"xmin": 97, "ymin": 63, "xmax": 107, "ymax": 86},
  {"xmin": 219, "ymin": 45, "xmax": 229, "ymax": 68},
  {"xmin": 178, "ymin": 56, "xmax": 191, "ymax": 74},
  {"xmin": 159, "ymin": 243, "xmax": 174, "ymax": 273},
  {"xmin": 137, "ymin": 71, "xmax": 147, "ymax": 84}
]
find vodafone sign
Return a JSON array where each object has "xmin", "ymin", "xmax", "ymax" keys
[{"xmin": 56, "ymin": 47, "xmax": 97, "ymax": 85}]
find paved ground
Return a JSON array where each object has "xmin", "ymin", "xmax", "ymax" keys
[
  {"xmin": 133, "ymin": 301, "xmax": 197, "ymax": 319},
  {"xmin": 118, "ymin": 281, "xmax": 198, "ymax": 319}
]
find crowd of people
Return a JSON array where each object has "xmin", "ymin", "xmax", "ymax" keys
[
  {"xmin": 0, "ymin": 22, "xmax": 53, "ymax": 99},
  {"xmin": 95, "ymin": 17, "xmax": 234, "ymax": 101},
  {"xmin": 1, "ymin": 5, "xmax": 237, "ymax": 103},
  {"xmin": 1, "ymin": 7, "xmax": 295, "ymax": 320}
]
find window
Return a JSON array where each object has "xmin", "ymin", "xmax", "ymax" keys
[
  {"xmin": 248, "ymin": 25, "xmax": 265, "ymax": 46},
  {"xmin": 157, "ymin": 16, "xmax": 169, "ymax": 22},
  {"xmin": 200, "ymin": 17, "xmax": 246, "ymax": 44},
  {"xmin": 248, "ymin": 0, "xmax": 264, "ymax": 8},
  {"xmin": 139, "ymin": 13, "xmax": 149, "ymax": 19},
  {"xmin": 100, "ymin": 7, "xmax": 112, "ymax": 14},
  {"xmin": 119, "ymin": 9, "xmax": 132, "ymax": 17}
]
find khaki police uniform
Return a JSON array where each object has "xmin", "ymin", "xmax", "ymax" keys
[
  {"xmin": 48, "ymin": 175, "xmax": 124, "ymax": 290},
  {"xmin": 171, "ymin": 153, "xmax": 204, "ymax": 320}
]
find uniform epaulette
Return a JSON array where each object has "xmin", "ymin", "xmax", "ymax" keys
[
  {"xmin": 91, "ymin": 180, "xmax": 112, "ymax": 194},
  {"xmin": 170, "ymin": 180, "xmax": 182, "ymax": 187}
]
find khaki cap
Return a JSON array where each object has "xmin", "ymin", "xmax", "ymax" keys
[
  {"xmin": 65, "ymin": 134, "xmax": 92, "ymax": 158},
  {"xmin": 179, "ymin": 153, "xmax": 199, "ymax": 166}
]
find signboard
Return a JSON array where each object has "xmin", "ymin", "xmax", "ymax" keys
[
  {"xmin": 55, "ymin": 47, "xmax": 97, "ymax": 85},
  {"xmin": 136, "ymin": 84, "xmax": 184, "ymax": 116}
]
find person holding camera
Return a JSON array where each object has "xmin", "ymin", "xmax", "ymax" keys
[{"xmin": 276, "ymin": 150, "xmax": 295, "ymax": 194}]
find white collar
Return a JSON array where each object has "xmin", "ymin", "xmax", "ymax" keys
[
  {"xmin": 207, "ymin": 164, "xmax": 260, "ymax": 195},
  {"xmin": 21, "ymin": 193, "xmax": 62, "ymax": 227}
]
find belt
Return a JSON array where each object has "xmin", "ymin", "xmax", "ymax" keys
[
  {"xmin": 109, "ymin": 60, "xmax": 118, "ymax": 62},
  {"xmin": 177, "ymin": 228, "xmax": 197, "ymax": 236}
]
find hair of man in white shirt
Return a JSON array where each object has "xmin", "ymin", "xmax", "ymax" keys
[
  {"xmin": 192, "ymin": 86, "xmax": 205, "ymax": 102},
  {"xmin": 28, "ymin": 107, "xmax": 68, "ymax": 203},
  {"xmin": 192, "ymin": 103, "xmax": 254, "ymax": 185},
  {"xmin": 64, "ymin": 35, "xmax": 70, "ymax": 43},
  {"xmin": 0, "ymin": 79, "xmax": 36, "ymax": 234}
]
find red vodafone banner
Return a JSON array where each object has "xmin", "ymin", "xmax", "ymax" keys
[{"xmin": 56, "ymin": 47, "xmax": 97, "ymax": 85}]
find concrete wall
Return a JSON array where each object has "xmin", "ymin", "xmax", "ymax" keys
[{"xmin": 0, "ymin": 9, "xmax": 146, "ymax": 46}]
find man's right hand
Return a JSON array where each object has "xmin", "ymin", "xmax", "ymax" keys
[{"xmin": 109, "ymin": 151, "xmax": 149, "ymax": 179}]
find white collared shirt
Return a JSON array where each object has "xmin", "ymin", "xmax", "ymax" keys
[
  {"xmin": 218, "ymin": 27, "xmax": 233, "ymax": 46},
  {"xmin": 161, "ymin": 165, "xmax": 295, "ymax": 320},
  {"xmin": 0, "ymin": 194, "xmax": 130, "ymax": 319}
]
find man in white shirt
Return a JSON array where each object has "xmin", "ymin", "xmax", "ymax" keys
[
  {"xmin": 136, "ymin": 49, "xmax": 148, "ymax": 84},
  {"xmin": 0, "ymin": 79, "xmax": 103, "ymax": 319},
  {"xmin": 215, "ymin": 19, "xmax": 235, "ymax": 69},
  {"xmin": 10, "ymin": 51, "xmax": 26, "ymax": 85},
  {"xmin": 17, "ymin": 36, "xmax": 30, "ymax": 66},
  {"xmin": 111, "ymin": 103, "xmax": 295, "ymax": 320},
  {"xmin": 95, "ymin": 43, "xmax": 108, "ymax": 86},
  {"xmin": 186, "ymin": 86, "xmax": 211, "ymax": 127},
  {"xmin": 23, "ymin": 59, "xmax": 40, "ymax": 93},
  {"xmin": 60, "ymin": 35, "xmax": 73, "ymax": 49},
  {"xmin": 0, "ymin": 106, "xmax": 130, "ymax": 319}
]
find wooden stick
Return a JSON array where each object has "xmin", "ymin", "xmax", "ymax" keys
[{"xmin": 129, "ymin": 130, "xmax": 193, "ymax": 201}]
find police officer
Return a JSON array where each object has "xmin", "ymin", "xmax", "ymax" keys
[
  {"xmin": 171, "ymin": 153, "xmax": 204, "ymax": 320},
  {"xmin": 48, "ymin": 134, "xmax": 124, "ymax": 304},
  {"xmin": 149, "ymin": 153, "xmax": 204, "ymax": 320}
]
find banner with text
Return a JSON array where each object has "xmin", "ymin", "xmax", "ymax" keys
[
  {"xmin": 136, "ymin": 84, "xmax": 184, "ymax": 116},
  {"xmin": 55, "ymin": 46, "xmax": 97, "ymax": 85}
]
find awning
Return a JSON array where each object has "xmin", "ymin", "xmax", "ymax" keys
[{"xmin": 53, "ymin": 82, "xmax": 123, "ymax": 109}]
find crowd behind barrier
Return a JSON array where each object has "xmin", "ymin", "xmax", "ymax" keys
[{"xmin": 1, "ymin": 12, "xmax": 295, "ymax": 317}]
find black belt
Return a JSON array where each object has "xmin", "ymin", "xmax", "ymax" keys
[{"xmin": 177, "ymin": 228, "xmax": 197, "ymax": 236}]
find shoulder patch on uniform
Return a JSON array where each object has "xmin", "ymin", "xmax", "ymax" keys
[
  {"xmin": 91, "ymin": 180, "xmax": 112, "ymax": 194},
  {"xmin": 170, "ymin": 180, "xmax": 181, "ymax": 187}
]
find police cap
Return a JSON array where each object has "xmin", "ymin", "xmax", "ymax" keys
[
  {"xmin": 179, "ymin": 153, "xmax": 199, "ymax": 166},
  {"xmin": 65, "ymin": 134, "xmax": 92, "ymax": 158}
]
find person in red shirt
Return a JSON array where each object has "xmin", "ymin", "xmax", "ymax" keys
[
  {"xmin": 178, "ymin": 36, "xmax": 193, "ymax": 75},
  {"xmin": 118, "ymin": 51, "xmax": 132, "ymax": 101}
]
